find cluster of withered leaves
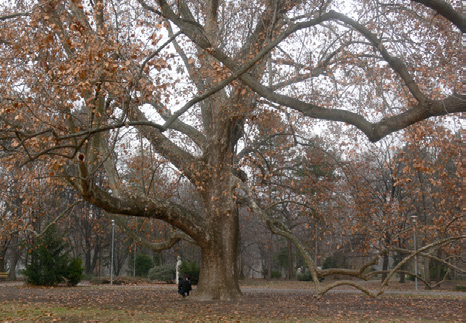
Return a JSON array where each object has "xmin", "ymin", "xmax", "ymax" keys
[{"xmin": 331, "ymin": 119, "xmax": 462, "ymax": 263}]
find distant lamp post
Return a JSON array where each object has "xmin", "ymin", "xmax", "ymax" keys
[
  {"xmin": 110, "ymin": 219, "xmax": 115, "ymax": 285},
  {"xmin": 411, "ymin": 215, "xmax": 418, "ymax": 291}
]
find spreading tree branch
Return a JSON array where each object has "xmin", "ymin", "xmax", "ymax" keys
[
  {"xmin": 412, "ymin": 0, "xmax": 465, "ymax": 32},
  {"xmin": 113, "ymin": 215, "xmax": 196, "ymax": 252}
]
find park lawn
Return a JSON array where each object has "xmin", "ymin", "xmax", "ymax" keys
[
  {"xmin": 0, "ymin": 300, "xmax": 459, "ymax": 323},
  {"xmin": 0, "ymin": 302, "xmax": 218, "ymax": 322},
  {"xmin": 0, "ymin": 302, "xmax": 334, "ymax": 322},
  {"xmin": 0, "ymin": 281, "xmax": 463, "ymax": 322}
]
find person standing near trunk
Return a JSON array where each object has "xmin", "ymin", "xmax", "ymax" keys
[{"xmin": 178, "ymin": 277, "xmax": 192, "ymax": 297}]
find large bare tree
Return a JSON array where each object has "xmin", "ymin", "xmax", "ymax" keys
[{"xmin": 0, "ymin": 0, "xmax": 464, "ymax": 300}]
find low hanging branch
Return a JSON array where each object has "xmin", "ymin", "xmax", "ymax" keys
[
  {"xmin": 380, "ymin": 236, "xmax": 464, "ymax": 289},
  {"xmin": 239, "ymin": 178, "xmax": 464, "ymax": 298},
  {"xmin": 390, "ymin": 246, "xmax": 464, "ymax": 274},
  {"xmin": 112, "ymin": 214, "xmax": 196, "ymax": 253},
  {"xmin": 316, "ymin": 236, "xmax": 465, "ymax": 298}
]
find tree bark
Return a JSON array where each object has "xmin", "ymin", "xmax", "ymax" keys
[
  {"xmin": 288, "ymin": 240, "xmax": 293, "ymax": 280},
  {"xmin": 195, "ymin": 242, "xmax": 242, "ymax": 300},
  {"xmin": 399, "ymin": 270, "xmax": 406, "ymax": 283},
  {"xmin": 0, "ymin": 248, "xmax": 6, "ymax": 273},
  {"xmin": 193, "ymin": 195, "xmax": 242, "ymax": 300},
  {"xmin": 84, "ymin": 249, "xmax": 92, "ymax": 275},
  {"xmin": 268, "ymin": 232, "xmax": 272, "ymax": 279},
  {"xmin": 8, "ymin": 243, "xmax": 19, "ymax": 281},
  {"xmin": 424, "ymin": 257, "xmax": 431, "ymax": 289},
  {"xmin": 381, "ymin": 252, "xmax": 389, "ymax": 282},
  {"xmin": 398, "ymin": 251, "xmax": 406, "ymax": 283}
]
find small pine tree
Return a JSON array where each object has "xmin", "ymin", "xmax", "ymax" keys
[
  {"xmin": 65, "ymin": 258, "xmax": 84, "ymax": 286},
  {"xmin": 23, "ymin": 224, "xmax": 83, "ymax": 286},
  {"xmin": 135, "ymin": 254, "xmax": 154, "ymax": 277},
  {"xmin": 24, "ymin": 225, "xmax": 70, "ymax": 286}
]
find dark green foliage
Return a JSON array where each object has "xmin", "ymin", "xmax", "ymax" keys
[
  {"xmin": 261, "ymin": 268, "xmax": 282, "ymax": 279},
  {"xmin": 65, "ymin": 258, "xmax": 84, "ymax": 286},
  {"xmin": 322, "ymin": 251, "xmax": 348, "ymax": 269},
  {"xmin": 148, "ymin": 265, "xmax": 175, "ymax": 283},
  {"xmin": 23, "ymin": 225, "xmax": 72, "ymax": 286},
  {"xmin": 271, "ymin": 270, "xmax": 281, "ymax": 279},
  {"xmin": 135, "ymin": 254, "xmax": 154, "ymax": 277},
  {"xmin": 297, "ymin": 271, "xmax": 312, "ymax": 281},
  {"xmin": 89, "ymin": 276, "xmax": 139, "ymax": 285},
  {"xmin": 179, "ymin": 260, "xmax": 200, "ymax": 284},
  {"xmin": 128, "ymin": 252, "xmax": 162, "ymax": 275}
]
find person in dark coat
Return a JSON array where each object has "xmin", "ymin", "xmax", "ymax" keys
[{"xmin": 178, "ymin": 277, "xmax": 192, "ymax": 297}]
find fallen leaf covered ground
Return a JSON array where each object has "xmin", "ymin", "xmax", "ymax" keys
[{"xmin": 0, "ymin": 280, "xmax": 463, "ymax": 322}]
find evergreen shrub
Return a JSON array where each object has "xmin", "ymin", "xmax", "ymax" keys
[
  {"xmin": 135, "ymin": 254, "xmax": 154, "ymax": 277},
  {"xmin": 180, "ymin": 260, "xmax": 200, "ymax": 284},
  {"xmin": 148, "ymin": 265, "xmax": 175, "ymax": 283},
  {"xmin": 23, "ymin": 225, "xmax": 83, "ymax": 286}
]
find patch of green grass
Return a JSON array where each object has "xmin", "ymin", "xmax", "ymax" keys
[
  {"xmin": 0, "ymin": 302, "xmax": 351, "ymax": 322},
  {"xmin": 0, "ymin": 303, "xmax": 443, "ymax": 323},
  {"xmin": 0, "ymin": 303, "xmax": 286, "ymax": 322},
  {"xmin": 0, "ymin": 303, "xmax": 166, "ymax": 322}
]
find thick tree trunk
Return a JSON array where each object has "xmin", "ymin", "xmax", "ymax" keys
[
  {"xmin": 192, "ymin": 138, "xmax": 243, "ymax": 300},
  {"xmin": 193, "ymin": 207, "xmax": 242, "ymax": 300},
  {"xmin": 194, "ymin": 244, "xmax": 242, "ymax": 300}
]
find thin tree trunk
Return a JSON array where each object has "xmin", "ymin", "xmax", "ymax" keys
[
  {"xmin": 0, "ymin": 248, "xmax": 6, "ymax": 273},
  {"xmin": 381, "ymin": 252, "xmax": 389, "ymax": 282},
  {"xmin": 268, "ymin": 232, "xmax": 272, "ymax": 279},
  {"xmin": 288, "ymin": 240, "xmax": 293, "ymax": 280},
  {"xmin": 424, "ymin": 257, "xmax": 431, "ymax": 289},
  {"xmin": 8, "ymin": 248, "xmax": 19, "ymax": 281},
  {"xmin": 85, "ymin": 249, "xmax": 92, "ymax": 274},
  {"xmin": 315, "ymin": 225, "xmax": 319, "ymax": 266},
  {"xmin": 8, "ymin": 234, "xmax": 20, "ymax": 280},
  {"xmin": 399, "ymin": 270, "xmax": 406, "ymax": 283},
  {"xmin": 399, "ymin": 255, "xmax": 406, "ymax": 283}
]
